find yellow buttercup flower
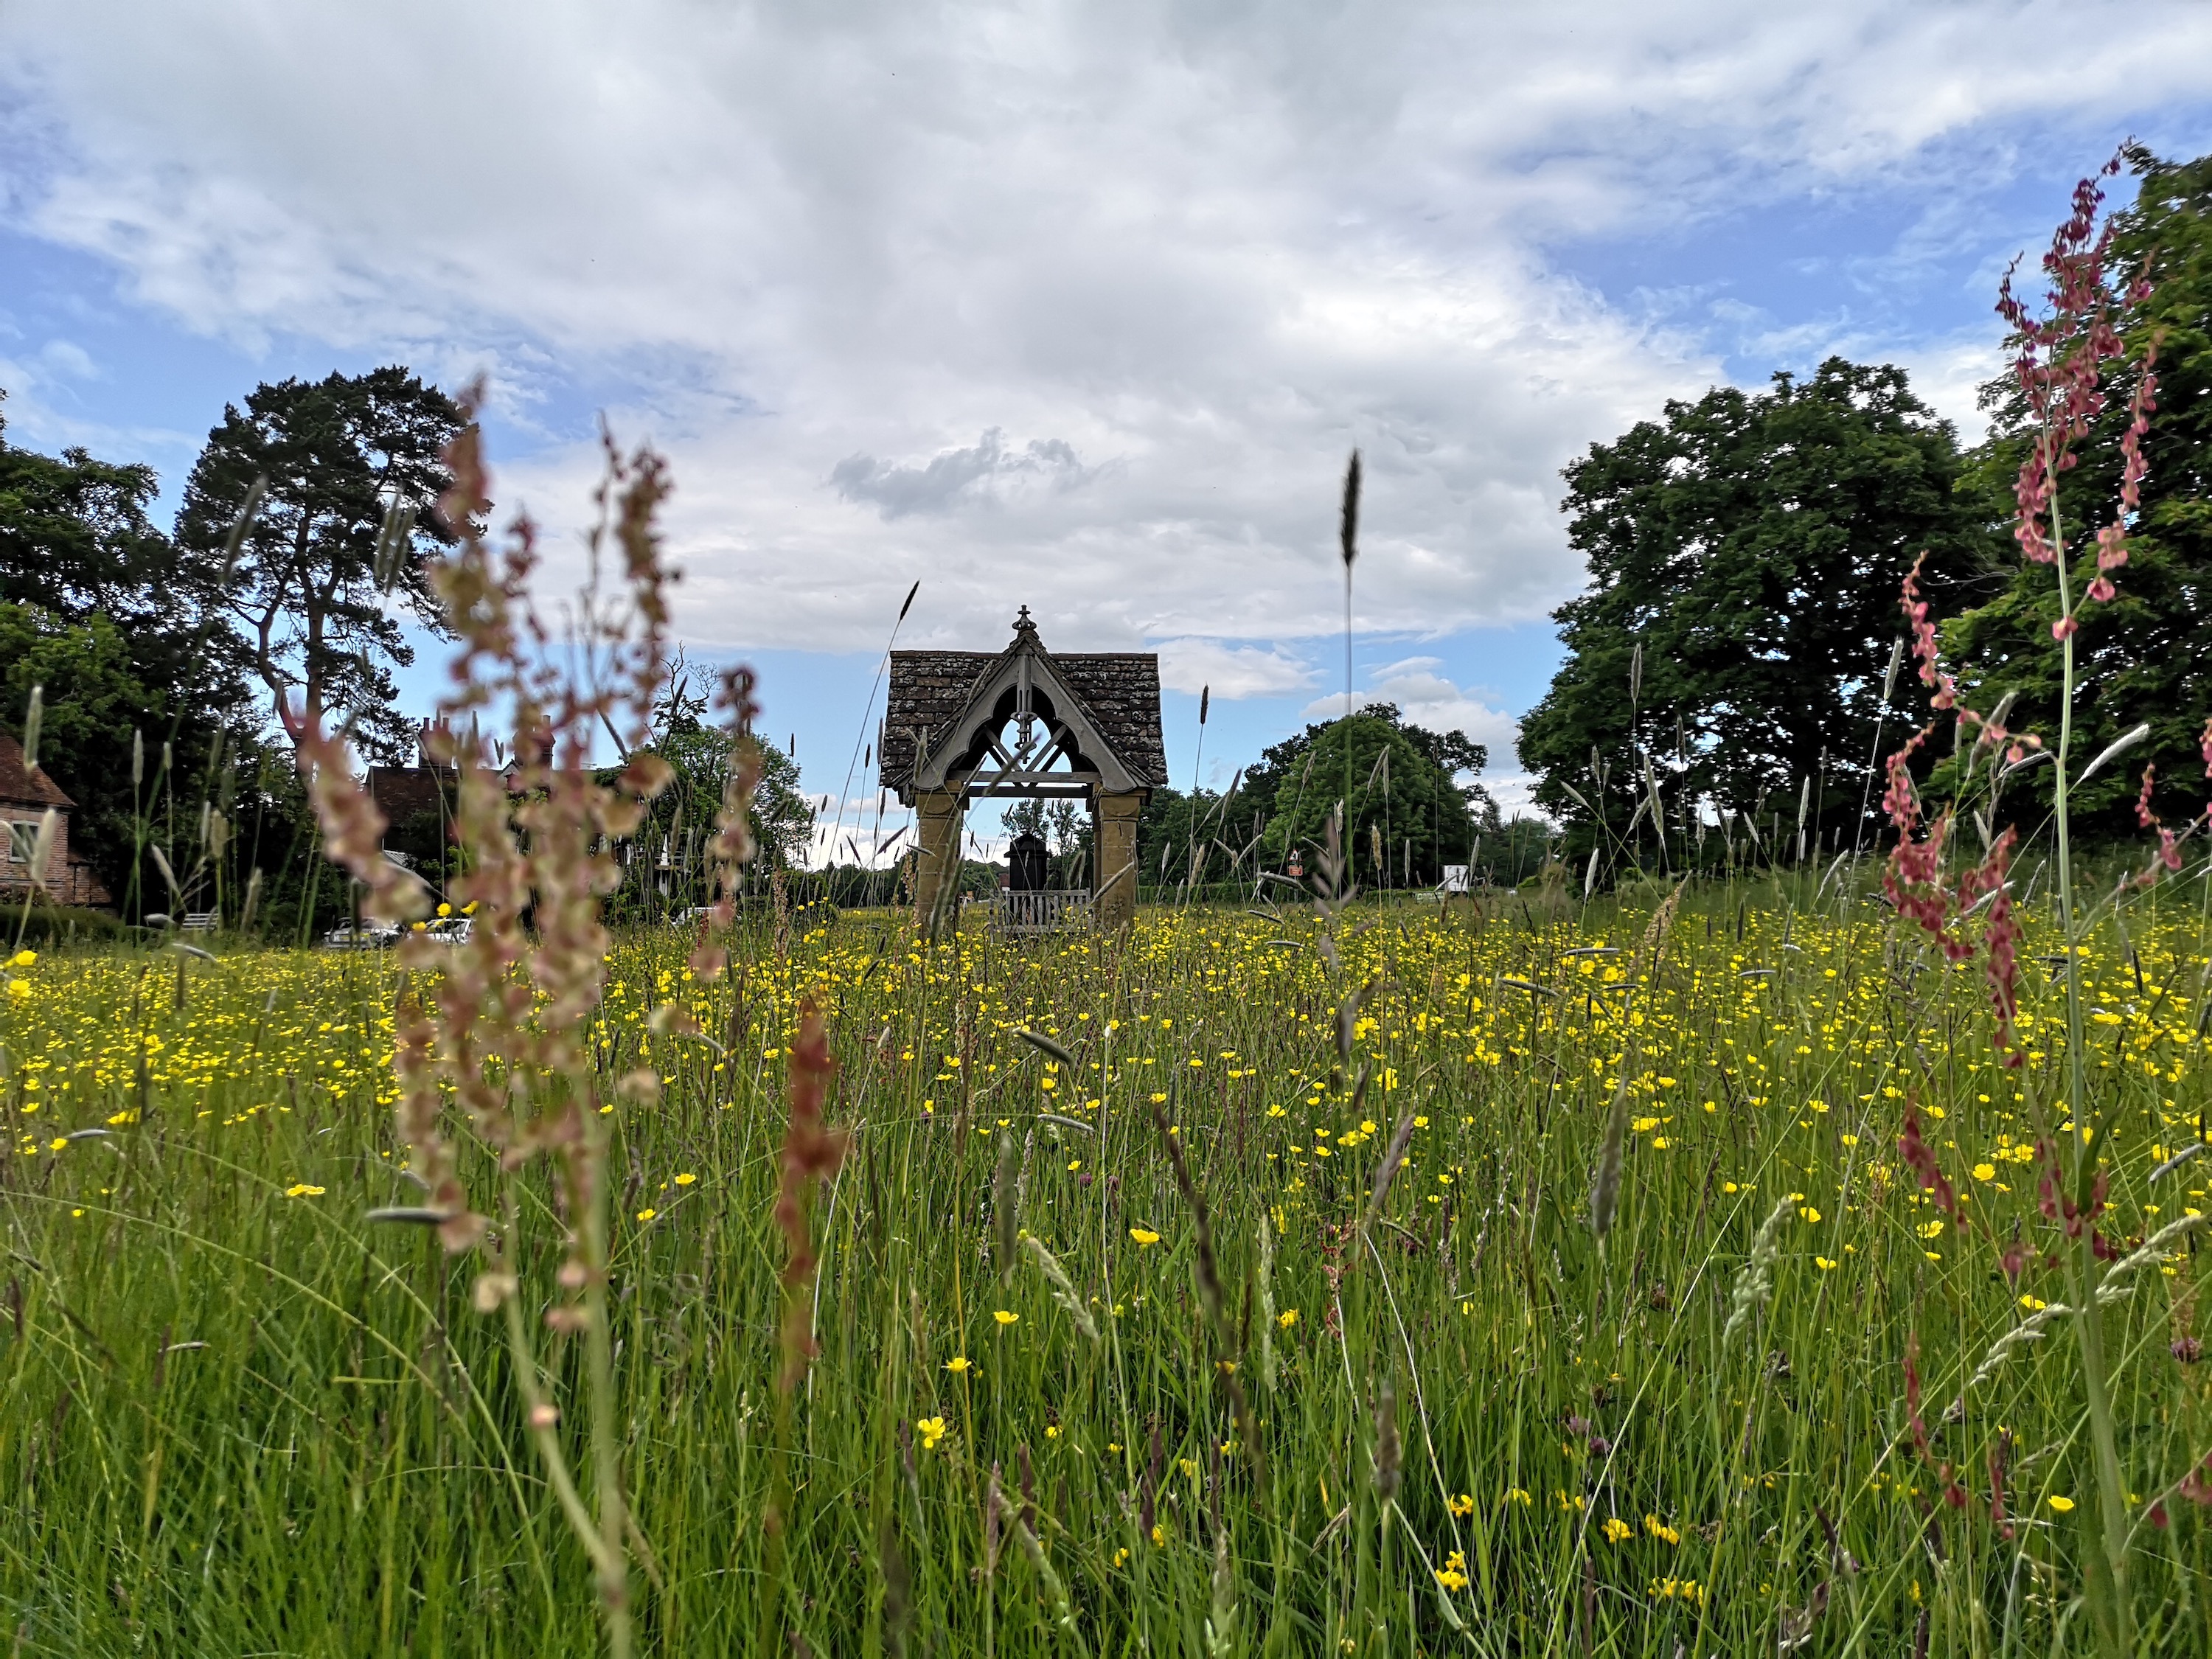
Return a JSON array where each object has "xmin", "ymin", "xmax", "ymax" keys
[
  {"xmin": 1130, "ymin": 1227, "xmax": 1161, "ymax": 1247},
  {"xmin": 994, "ymin": 1310, "xmax": 1018, "ymax": 1326}
]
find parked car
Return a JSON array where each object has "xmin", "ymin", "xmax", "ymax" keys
[
  {"xmin": 322, "ymin": 921, "xmax": 400, "ymax": 950},
  {"xmin": 416, "ymin": 916, "xmax": 473, "ymax": 946}
]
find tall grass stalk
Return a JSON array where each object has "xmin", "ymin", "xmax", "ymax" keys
[{"xmin": 1994, "ymin": 156, "xmax": 2164, "ymax": 1656}]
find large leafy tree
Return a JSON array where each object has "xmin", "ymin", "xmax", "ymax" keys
[
  {"xmin": 1520, "ymin": 357, "xmax": 1991, "ymax": 860},
  {"xmin": 1946, "ymin": 145, "xmax": 2212, "ymax": 836},
  {"xmin": 0, "ymin": 399, "xmax": 175, "ymax": 620},
  {"xmin": 1247, "ymin": 704, "xmax": 1494, "ymax": 887},
  {"xmin": 621, "ymin": 672, "xmax": 815, "ymax": 896},
  {"xmin": 175, "ymin": 367, "xmax": 466, "ymax": 760},
  {"xmin": 0, "ymin": 396, "xmax": 265, "ymax": 905}
]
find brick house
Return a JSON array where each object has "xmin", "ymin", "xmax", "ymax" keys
[{"xmin": 0, "ymin": 732, "xmax": 115, "ymax": 910}]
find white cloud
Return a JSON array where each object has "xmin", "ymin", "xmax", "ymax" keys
[
  {"xmin": 0, "ymin": 347, "xmax": 190, "ymax": 455},
  {"xmin": 1298, "ymin": 651, "xmax": 1553, "ymax": 816},
  {"xmin": 1154, "ymin": 638, "xmax": 1318, "ymax": 700},
  {"xmin": 1303, "ymin": 655, "xmax": 1517, "ymax": 757},
  {"xmin": 1482, "ymin": 773, "xmax": 1550, "ymax": 824},
  {"xmin": 2, "ymin": 1, "xmax": 2206, "ymax": 654},
  {"xmin": 35, "ymin": 338, "xmax": 97, "ymax": 380},
  {"xmin": 830, "ymin": 428, "xmax": 1098, "ymax": 520}
]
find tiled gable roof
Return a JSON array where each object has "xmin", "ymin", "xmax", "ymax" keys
[
  {"xmin": 0, "ymin": 733, "xmax": 73, "ymax": 810},
  {"xmin": 366, "ymin": 765, "xmax": 455, "ymax": 826},
  {"xmin": 880, "ymin": 633, "xmax": 1166, "ymax": 796}
]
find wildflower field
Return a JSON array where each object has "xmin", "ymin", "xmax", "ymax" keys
[{"xmin": 4, "ymin": 878, "xmax": 2210, "ymax": 1656}]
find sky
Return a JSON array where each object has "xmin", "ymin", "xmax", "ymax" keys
[{"xmin": 4, "ymin": 1, "xmax": 2210, "ymax": 863}]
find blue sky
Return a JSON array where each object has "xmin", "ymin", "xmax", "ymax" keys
[{"xmin": 4, "ymin": 1, "xmax": 2209, "ymax": 858}]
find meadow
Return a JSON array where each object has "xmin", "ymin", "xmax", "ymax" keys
[{"xmin": 3, "ymin": 873, "xmax": 2208, "ymax": 1657}]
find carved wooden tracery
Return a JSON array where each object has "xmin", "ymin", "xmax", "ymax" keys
[{"xmin": 913, "ymin": 612, "xmax": 1141, "ymax": 799}]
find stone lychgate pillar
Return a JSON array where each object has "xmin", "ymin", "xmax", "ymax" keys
[
  {"xmin": 1093, "ymin": 790, "xmax": 1144, "ymax": 929},
  {"xmin": 912, "ymin": 790, "xmax": 964, "ymax": 928}
]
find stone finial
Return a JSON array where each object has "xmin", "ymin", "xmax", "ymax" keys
[{"xmin": 1013, "ymin": 605, "xmax": 1037, "ymax": 637}]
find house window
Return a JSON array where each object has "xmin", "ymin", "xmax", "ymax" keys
[{"xmin": 4, "ymin": 821, "xmax": 36, "ymax": 864}]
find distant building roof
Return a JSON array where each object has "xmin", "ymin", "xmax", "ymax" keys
[
  {"xmin": 366, "ymin": 764, "xmax": 454, "ymax": 827},
  {"xmin": 0, "ymin": 734, "xmax": 73, "ymax": 810},
  {"xmin": 880, "ymin": 614, "xmax": 1166, "ymax": 796}
]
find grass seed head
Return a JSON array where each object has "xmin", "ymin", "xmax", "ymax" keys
[{"xmin": 1724, "ymin": 1199, "xmax": 1795, "ymax": 1348}]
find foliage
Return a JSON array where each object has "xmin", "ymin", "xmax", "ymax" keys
[
  {"xmin": 1482, "ymin": 815, "xmax": 1557, "ymax": 888},
  {"xmin": 602, "ymin": 670, "xmax": 815, "ymax": 920},
  {"xmin": 1520, "ymin": 358, "xmax": 1990, "ymax": 858},
  {"xmin": 1001, "ymin": 797, "xmax": 1094, "ymax": 888},
  {"xmin": 173, "ymin": 367, "xmax": 466, "ymax": 761},
  {"xmin": 6, "ymin": 882, "xmax": 2212, "ymax": 1652},
  {"xmin": 1135, "ymin": 709, "xmax": 1496, "ymax": 896},
  {"xmin": 728, "ymin": 734, "xmax": 813, "ymax": 872},
  {"xmin": 0, "ymin": 401, "xmax": 271, "ymax": 908},
  {"xmin": 1133, "ymin": 785, "xmax": 1214, "ymax": 886},
  {"xmin": 1947, "ymin": 145, "xmax": 2212, "ymax": 835},
  {"xmin": 0, "ymin": 395, "xmax": 174, "ymax": 620},
  {"xmin": 1251, "ymin": 706, "xmax": 1491, "ymax": 887},
  {"xmin": 0, "ymin": 603, "xmax": 316, "ymax": 919},
  {"xmin": 1, "ymin": 895, "xmax": 131, "ymax": 944}
]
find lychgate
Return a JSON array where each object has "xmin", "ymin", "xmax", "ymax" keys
[{"xmin": 879, "ymin": 608, "xmax": 1165, "ymax": 929}]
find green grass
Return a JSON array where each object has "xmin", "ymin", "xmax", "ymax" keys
[{"xmin": 3, "ymin": 878, "xmax": 2211, "ymax": 1655}]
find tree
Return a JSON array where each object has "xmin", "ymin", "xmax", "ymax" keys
[
  {"xmin": 1484, "ymin": 816, "xmax": 1557, "ymax": 888},
  {"xmin": 0, "ymin": 394, "xmax": 175, "ymax": 620},
  {"xmin": 748, "ymin": 745, "xmax": 816, "ymax": 869},
  {"xmin": 1, "ymin": 397, "xmax": 265, "ymax": 908},
  {"xmin": 0, "ymin": 603, "xmax": 153, "ymax": 863},
  {"xmin": 1946, "ymin": 145, "xmax": 2212, "ymax": 836},
  {"xmin": 1134, "ymin": 787, "xmax": 1208, "ymax": 889},
  {"xmin": 1239, "ymin": 705, "xmax": 1495, "ymax": 846},
  {"xmin": 1519, "ymin": 357, "xmax": 1992, "ymax": 863},
  {"xmin": 625, "ymin": 670, "xmax": 815, "ymax": 893},
  {"xmin": 1001, "ymin": 797, "xmax": 1094, "ymax": 887},
  {"xmin": 174, "ymin": 368, "xmax": 467, "ymax": 760},
  {"xmin": 1252, "ymin": 706, "xmax": 1489, "ymax": 888}
]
